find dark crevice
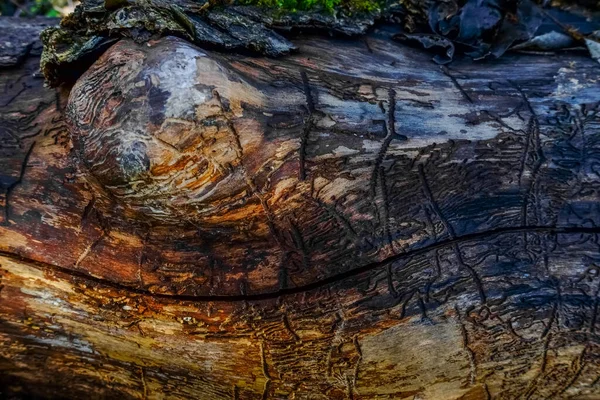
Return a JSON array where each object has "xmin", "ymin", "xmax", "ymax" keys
[
  {"xmin": 1, "ymin": 225, "xmax": 600, "ymax": 303},
  {"xmin": 1, "ymin": 142, "xmax": 35, "ymax": 226}
]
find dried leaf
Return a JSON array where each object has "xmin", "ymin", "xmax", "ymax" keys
[
  {"xmin": 511, "ymin": 30, "xmax": 575, "ymax": 51},
  {"xmin": 393, "ymin": 32, "xmax": 454, "ymax": 64},
  {"xmin": 585, "ymin": 31, "xmax": 600, "ymax": 63}
]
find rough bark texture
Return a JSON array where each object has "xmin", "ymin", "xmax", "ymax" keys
[{"xmin": 1, "ymin": 16, "xmax": 600, "ymax": 399}]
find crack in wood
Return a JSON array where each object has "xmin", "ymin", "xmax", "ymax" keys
[
  {"xmin": 386, "ymin": 264, "xmax": 399, "ymax": 298},
  {"xmin": 282, "ymin": 312, "xmax": 300, "ymax": 341},
  {"xmin": 423, "ymin": 249, "xmax": 442, "ymax": 303},
  {"xmin": 138, "ymin": 232, "xmax": 149, "ymax": 289},
  {"xmin": 483, "ymin": 383, "xmax": 491, "ymax": 400},
  {"xmin": 154, "ymin": 135, "xmax": 182, "ymax": 153},
  {"xmin": 1, "ymin": 141, "xmax": 34, "ymax": 225},
  {"xmin": 75, "ymin": 232, "xmax": 107, "ymax": 268},
  {"xmin": 551, "ymin": 345, "xmax": 588, "ymax": 398},
  {"xmin": 453, "ymin": 243, "xmax": 486, "ymax": 304},
  {"xmin": 480, "ymin": 108, "xmax": 522, "ymax": 132},
  {"xmin": 213, "ymin": 89, "xmax": 244, "ymax": 161},
  {"xmin": 345, "ymin": 374, "xmax": 355, "ymax": 400},
  {"xmin": 417, "ymin": 163, "xmax": 456, "ymax": 239},
  {"xmin": 441, "ymin": 66, "xmax": 473, "ymax": 104},
  {"xmin": 2, "ymin": 82, "xmax": 29, "ymax": 107},
  {"xmin": 399, "ymin": 290, "xmax": 416, "ymax": 320},
  {"xmin": 1, "ymin": 226, "xmax": 599, "ymax": 302},
  {"xmin": 417, "ymin": 296, "xmax": 428, "ymax": 320},
  {"xmin": 521, "ymin": 117, "xmax": 543, "ymax": 229},
  {"xmin": 0, "ymin": 264, "xmax": 4, "ymax": 296},
  {"xmin": 139, "ymin": 366, "xmax": 148, "ymax": 400},
  {"xmin": 288, "ymin": 218, "xmax": 310, "ymax": 271},
  {"xmin": 541, "ymin": 300, "xmax": 558, "ymax": 339},
  {"xmin": 80, "ymin": 197, "xmax": 96, "ymax": 228},
  {"xmin": 352, "ymin": 335, "xmax": 362, "ymax": 395},
  {"xmin": 540, "ymin": 332, "xmax": 551, "ymax": 374}
]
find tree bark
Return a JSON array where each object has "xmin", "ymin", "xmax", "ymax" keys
[{"xmin": 1, "ymin": 16, "xmax": 600, "ymax": 399}]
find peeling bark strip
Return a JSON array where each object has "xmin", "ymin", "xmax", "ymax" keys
[{"xmin": 2, "ymin": 18, "xmax": 600, "ymax": 399}]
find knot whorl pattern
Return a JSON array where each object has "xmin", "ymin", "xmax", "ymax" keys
[{"xmin": 66, "ymin": 37, "xmax": 267, "ymax": 224}]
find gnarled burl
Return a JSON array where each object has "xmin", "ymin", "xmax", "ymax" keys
[{"xmin": 2, "ymin": 17, "xmax": 600, "ymax": 399}]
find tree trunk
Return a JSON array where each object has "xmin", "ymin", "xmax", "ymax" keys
[{"xmin": 1, "ymin": 16, "xmax": 600, "ymax": 400}]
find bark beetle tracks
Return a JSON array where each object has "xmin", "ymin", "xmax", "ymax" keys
[
  {"xmin": 282, "ymin": 312, "xmax": 300, "ymax": 341},
  {"xmin": 418, "ymin": 163, "xmax": 486, "ymax": 303},
  {"xmin": 511, "ymin": 80, "xmax": 545, "ymax": 250},
  {"xmin": 260, "ymin": 342, "xmax": 271, "ymax": 400},
  {"xmin": 4, "ymin": 23, "xmax": 600, "ymax": 398},
  {"xmin": 59, "ymin": 35, "xmax": 596, "ymax": 300},
  {"xmin": 369, "ymin": 88, "xmax": 406, "ymax": 198},
  {"xmin": 2, "ymin": 81, "xmax": 30, "ymax": 108},
  {"xmin": 4, "ymin": 229, "xmax": 600, "ymax": 397},
  {"xmin": 455, "ymin": 306, "xmax": 477, "ymax": 386},
  {"xmin": 299, "ymin": 70, "xmax": 315, "ymax": 181},
  {"xmin": 370, "ymin": 89, "xmax": 406, "ymax": 247}
]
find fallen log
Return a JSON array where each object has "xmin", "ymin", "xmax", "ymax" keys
[{"xmin": 1, "ymin": 15, "xmax": 600, "ymax": 399}]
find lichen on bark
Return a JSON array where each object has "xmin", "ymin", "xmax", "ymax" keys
[{"xmin": 40, "ymin": 0, "xmax": 386, "ymax": 86}]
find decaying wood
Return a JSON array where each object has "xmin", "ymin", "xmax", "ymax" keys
[{"xmin": 1, "ymin": 17, "xmax": 600, "ymax": 399}]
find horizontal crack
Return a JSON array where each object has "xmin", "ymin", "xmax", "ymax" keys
[{"xmin": 1, "ymin": 225, "xmax": 599, "ymax": 303}]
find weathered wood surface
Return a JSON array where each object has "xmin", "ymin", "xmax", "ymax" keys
[{"xmin": 1, "ymin": 17, "xmax": 600, "ymax": 399}]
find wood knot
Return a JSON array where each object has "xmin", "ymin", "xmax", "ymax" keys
[{"xmin": 65, "ymin": 36, "xmax": 267, "ymax": 224}]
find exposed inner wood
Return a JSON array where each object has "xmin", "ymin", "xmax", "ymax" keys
[{"xmin": 1, "ymin": 18, "xmax": 600, "ymax": 399}]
